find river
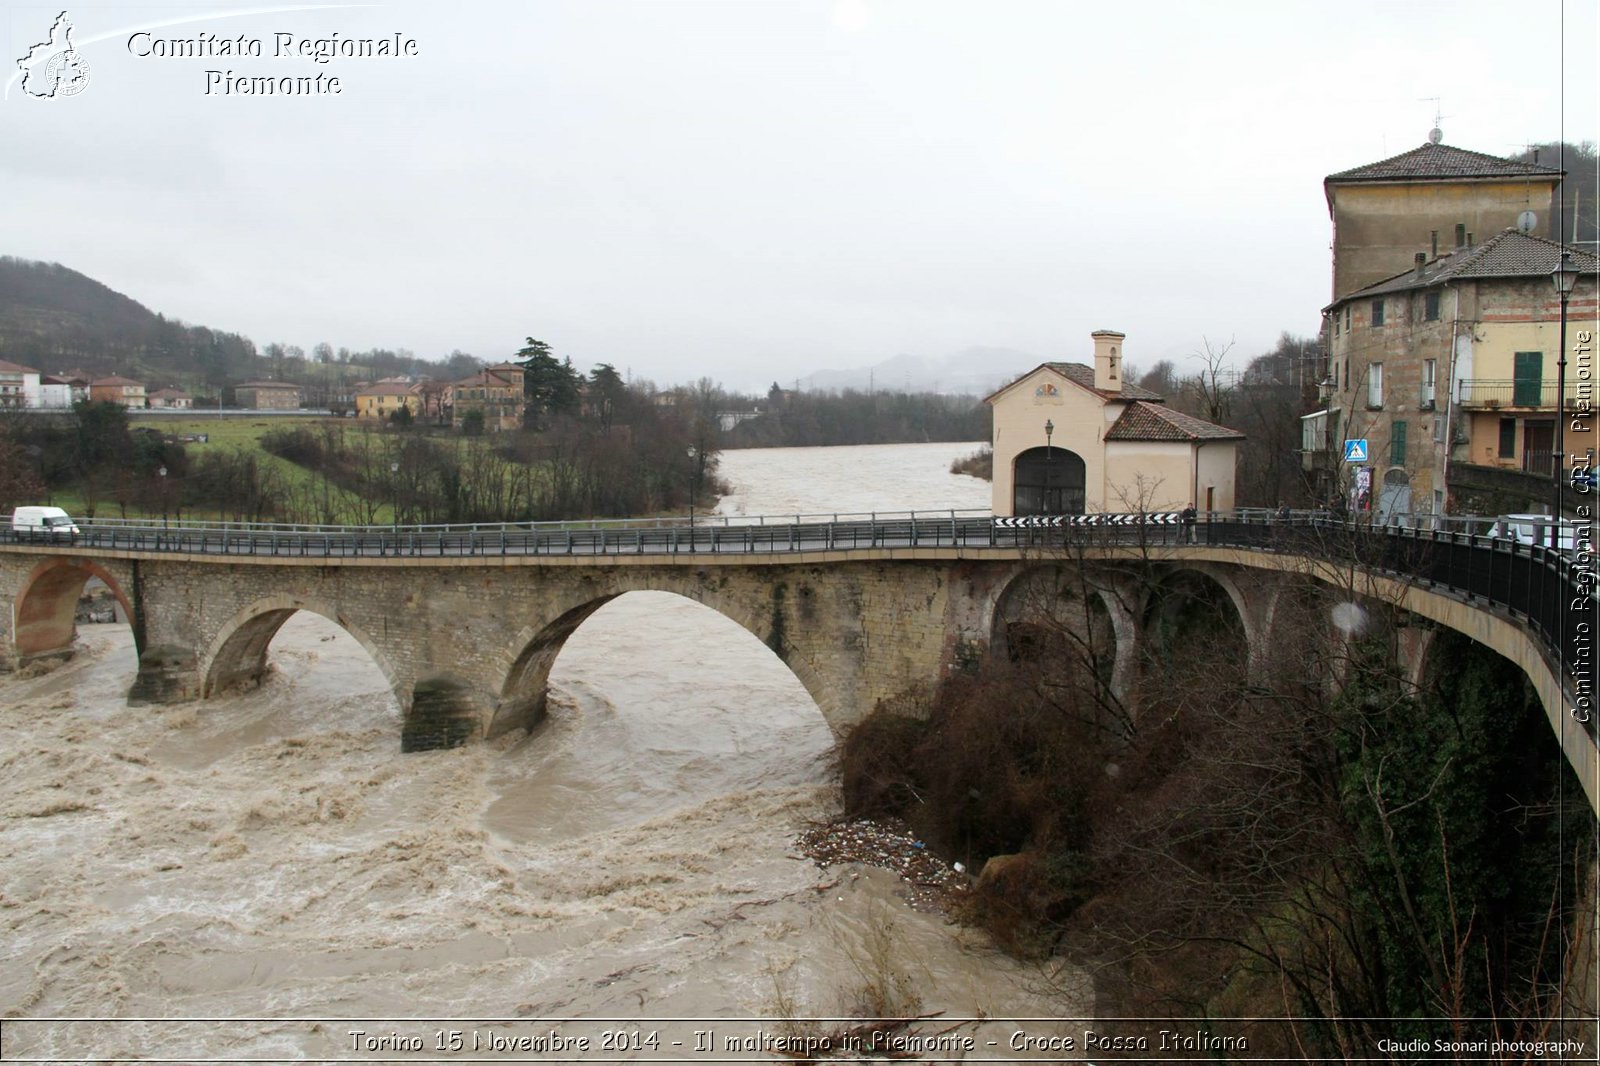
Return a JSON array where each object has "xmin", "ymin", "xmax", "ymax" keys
[{"xmin": 0, "ymin": 441, "xmax": 1089, "ymax": 1062}]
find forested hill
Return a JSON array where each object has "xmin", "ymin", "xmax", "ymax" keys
[{"xmin": 0, "ymin": 257, "xmax": 259, "ymax": 387}]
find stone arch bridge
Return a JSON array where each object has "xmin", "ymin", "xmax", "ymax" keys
[{"xmin": 1, "ymin": 515, "xmax": 1593, "ymax": 809}]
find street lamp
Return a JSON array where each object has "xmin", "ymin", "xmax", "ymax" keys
[
  {"xmin": 158, "ymin": 465, "xmax": 168, "ymax": 529},
  {"xmin": 1551, "ymin": 251, "xmax": 1580, "ymax": 547},
  {"xmin": 686, "ymin": 445, "xmax": 699, "ymax": 530},
  {"xmin": 1043, "ymin": 419, "xmax": 1055, "ymax": 512},
  {"xmin": 390, "ymin": 460, "xmax": 400, "ymax": 534}
]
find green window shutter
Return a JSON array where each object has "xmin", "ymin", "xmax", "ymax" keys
[
  {"xmin": 1513, "ymin": 351, "xmax": 1543, "ymax": 405},
  {"xmin": 1391, "ymin": 421, "xmax": 1407, "ymax": 465}
]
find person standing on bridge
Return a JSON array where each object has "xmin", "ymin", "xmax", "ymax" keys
[{"xmin": 1181, "ymin": 504, "xmax": 1197, "ymax": 544}]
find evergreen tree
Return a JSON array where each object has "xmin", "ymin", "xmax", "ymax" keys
[
  {"xmin": 589, "ymin": 362, "xmax": 626, "ymax": 432},
  {"xmin": 515, "ymin": 337, "xmax": 583, "ymax": 430}
]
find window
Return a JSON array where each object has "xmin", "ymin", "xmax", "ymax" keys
[
  {"xmin": 1513, "ymin": 351, "xmax": 1543, "ymax": 406},
  {"xmin": 1498, "ymin": 418, "xmax": 1516, "ymax": 458},
  {"xmin": 1344, "ymin": 307, "xmax": 1351, "ymax": 332},
  {"xmin": 1343, "ymin": 359, "xmax": 1349, "ymax": 390},
  {"xmin": 1433, "ymin": 416, "xmax": 1445, "ymax": 443},
  {"xmin": 1421, "ymin": 359, "xmax": 1436, "ymax": 406},
  {"xmin": 1367, "ymin": 362, "xmax": 1384, "ymax": 408},
  {"xmin": 1371, "ymin": 299, "xmax": 1385, "ymax": 327},
  {"xmin": 1391, "ymin": 421, "xmax": 1407, "ymax": 465},
  {"xmin": 1424, "ymin": 291, "xmax": 1440, "ymax": 321}
]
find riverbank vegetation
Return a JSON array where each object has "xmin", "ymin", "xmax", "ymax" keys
[
  {"xmin": 840, "ymin": 553, "xmax": 1594, "ymax": 1058},
  {"xmin": 0, "ymin": 378, "xmax": 725, "ymax": 524}
]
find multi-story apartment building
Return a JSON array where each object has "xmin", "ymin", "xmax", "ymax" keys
[
  {"xmin": 0, "ymin": 359, "xmax": 40, "ymax": 408},
  {"xmin": 451, "ymin": 365, "xmax": 525, "ymax": 432},
  {"xmin": 1314, "ymin": 230, "xmax": 1596, "ymax": 517}
]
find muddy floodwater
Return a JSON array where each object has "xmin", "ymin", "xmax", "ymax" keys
[{"xmin": 1, "ymin": 442, "xmax": 1089, "ymax": 1061}]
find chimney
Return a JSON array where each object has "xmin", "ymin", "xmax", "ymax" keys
[
  {"xmin": 1091, "ymin": 330, "xmax": 1125, "ymax": 392},
  {"xmin": 1413, "ymin": 252, "xmax": 1427, "ymax": 279}
]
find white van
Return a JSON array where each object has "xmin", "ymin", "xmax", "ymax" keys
[
  {"xmin": 11, "ymin": 506, "xmax": 80, "ymax": 541},
  {"xmin": 1489, "ymin": 514, "xmax": 1580, "ymax": 552}
]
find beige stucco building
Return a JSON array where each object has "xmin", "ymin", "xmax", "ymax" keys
[
  {"xmin": 355, "ymin": 381, "xmax": 422, "ymax": 420},
  {"xmin": 986, "ymin": 331, "xmax": 1244, "ymax": 516},
  {"xmin": 451, "ymin": 364, "xmax": 524, "ymax": 432},
  {"xmin": 88, "ymin": 375, "xmax": 146, "ymax": 408},
  {"xmin": 234, "ymin": 381, "xmax": 302, "ymax": 410},
  {"xmin": 147, "ymin": 387, "xmax": 194, "ymax": 409},
  {"xmin": 1324, "ymin": 139, "xmax": 1562, "ymax": 301}
]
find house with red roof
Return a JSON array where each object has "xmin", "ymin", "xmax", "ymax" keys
[
  {"xmin": 89, "ymin": 375, "xmax": 147, "ymax": 408},
  {"xmin": 985, "ymin": 330, "xmax": 1244, "ymax": 516}
]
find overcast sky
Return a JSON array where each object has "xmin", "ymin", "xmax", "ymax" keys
[{"xmin": 4, "ymin": 0, "xmax": 1595, "ymax": 392}]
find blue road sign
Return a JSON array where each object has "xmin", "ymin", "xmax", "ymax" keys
[{"xmin": 1343, "ymin": 438, "xmax": 1369, "ymax": 463}]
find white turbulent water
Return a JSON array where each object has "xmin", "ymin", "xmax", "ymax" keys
[{"xmin": 0, "ymin": 442, "xmax": 1086, "ymax": 1061}]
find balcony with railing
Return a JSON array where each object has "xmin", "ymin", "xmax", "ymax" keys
[
  {"xmin": 1455, "ymin": 378, "xmax": 1572, "ymax": 408},
  {"xmin": 1521, "ymin": 448, "xmax": 1557, "ymax": 476}
]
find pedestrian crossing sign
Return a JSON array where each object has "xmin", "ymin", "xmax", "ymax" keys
[{"xmin": 1343, "ymin": 438, "xmax": 1368, "ymax": 462}]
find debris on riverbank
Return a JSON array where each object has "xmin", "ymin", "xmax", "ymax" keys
[{"xmin": 795, "ymin": 817, "xmax": 968, "ymax": 913}]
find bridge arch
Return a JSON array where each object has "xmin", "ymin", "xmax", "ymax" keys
[
  {"xmin": 12, "ymin": 556, "xmax": 139, "ymax": 664},
  {"xmin": 989, "ymin": 563, "xmax": 1122, "ymax": 685},
  {"xmin": 489, "ymin": 588, "xmax": 833, "ymax": 740},
  {"xmin": 1138, "ymin": 565, "xmax": 1251, "ymax": 699},
  {"xmin": 492, "ymin": 595, "xmax": 622, "ymax": 737},
  {"xmin": 200, "ymin": 594, "xmax": 402, "ymax": 707}
]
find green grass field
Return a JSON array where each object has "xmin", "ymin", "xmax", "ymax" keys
[{"xmin": 100, "ymin": 413, "xmax": 375, "ymax": 523}]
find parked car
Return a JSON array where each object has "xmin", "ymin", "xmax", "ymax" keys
[{"xmin": 10, "ymin": 506, "xmax": 80, "ymax": 541}]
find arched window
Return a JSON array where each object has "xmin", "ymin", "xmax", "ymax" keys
[{"xmin": 1013, "ymin": 446, "xmax": 1086, "ymax": 515}]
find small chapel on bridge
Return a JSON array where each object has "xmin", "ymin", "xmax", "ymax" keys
[{"xmin": 984, "ymin": 330, "xmax": 1245, "ymax": 517}]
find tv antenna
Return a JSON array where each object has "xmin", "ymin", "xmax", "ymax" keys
[{"xmin": 1418, "ymin": 97, "xmax": 1448, "ymax": 143}]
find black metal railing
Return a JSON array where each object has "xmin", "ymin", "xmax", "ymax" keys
[{"xmin": 1456, "ymin": 378, "xmax": 1574, "ymax": 408}]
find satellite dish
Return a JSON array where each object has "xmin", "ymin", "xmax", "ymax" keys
[
  {"xmin": 1428, "ymin": 127, "xmax": 1443, "ymax": 144},
  {"xmin": 1517, "ymin": 210, "xmax": 1538, "ymax": 233}
]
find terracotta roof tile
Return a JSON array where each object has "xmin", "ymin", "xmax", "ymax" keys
[
  {"xmin": 1326, "ymin": 142, "xmax": 1563, "ymax": 184},
  {"xmin": 1334, "ymin": 231, "xmax": 1599, "ymax": 305},
  {"xmin": 1041, "ymin": 362, "xmax": 1165, "ymax": 401},
  {"xmin": 357, "ymin": 381, "xmax": 418, "ymax": 397},
  {"xmin": 1104, "ymin": 401, "xmax": 1244, "ymax": 442},
  {"xmin": 453, "ymin": 369, "xmax": 519, "ymax": 388}
]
